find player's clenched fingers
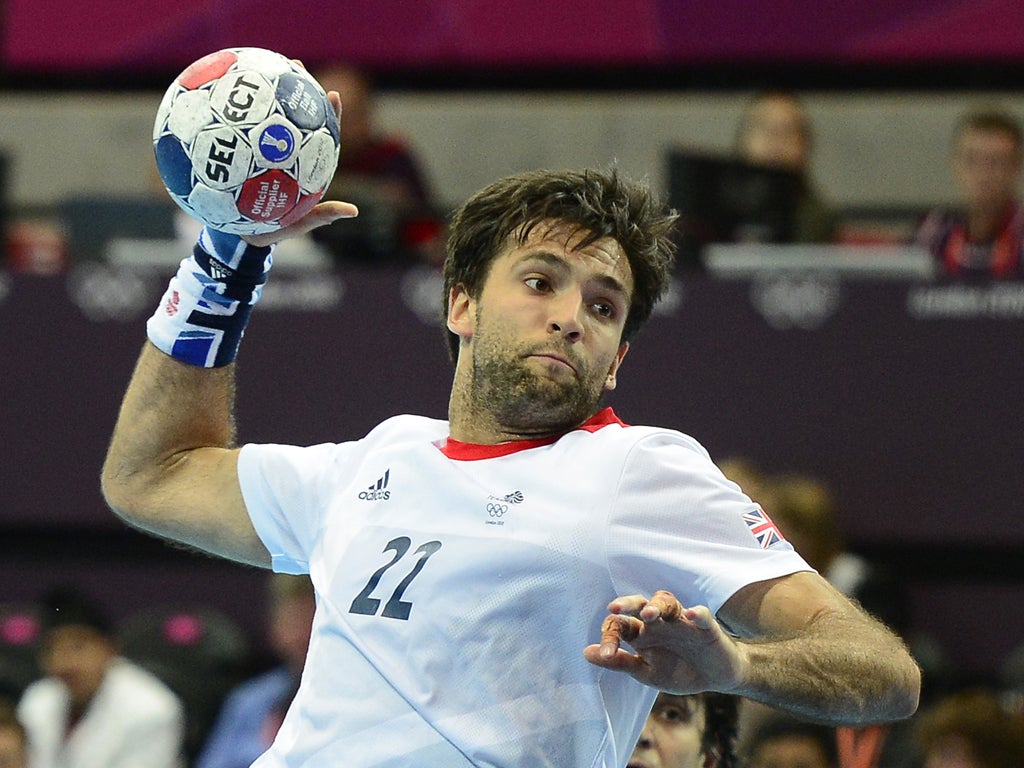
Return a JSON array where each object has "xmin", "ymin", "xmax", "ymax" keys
[
  {"xmin": 599, "ymin": 613, "xmax": 644, "ymax": 657},
  {"xmin": 683, "ymin": 604, "xmax": 717, "ymax": 629},
  {"xmin": 640, "ymin": 590, "xmax": 685, "ymax": 622},
  {"xmin": 327, "ymin": 91, "xmax": 342, "ymax": 119},
  {"xmin": 607, "ymin": 594, "xmax": 650, "ymax": 615}
]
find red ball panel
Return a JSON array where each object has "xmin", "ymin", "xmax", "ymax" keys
[
  {"xmin": 277, "ymin": 189, "xmax": 325, "ymax": 228},
  {"xmin": 237, "ymin": 170, "xmax": 300, "ymax": 222},
  {"xmin": 178, "ymin": 50, "xmax": 238, "ymax": 90}
]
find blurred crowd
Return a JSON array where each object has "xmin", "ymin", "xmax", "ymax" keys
[{"xmin": 3, "ymin": 72, "xmax": 1024, "ymax": 281}]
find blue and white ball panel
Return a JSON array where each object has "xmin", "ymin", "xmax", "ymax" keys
[
  {"xmin": 187, "ymin": 185, "xmax": 244, "ymax": 227},
  {"xmin": 210, "ymin": 70, "xmax": 276, "ymax": 127},
  {"xmin": 166, "ymin": 89, "xmax": 214, "ymax": 144},
  {"xmin": 154, "ymin": 135, "xmax": 195, "ymax": 197},
  {"xmin": 190, "ymin": 125, "xmax": 254, "ymax": 191},
  {"xmin": 277, "ymin": 72, "xmax": 330, "ymax": 131},
  {"xmin": 297, "ymin": 130, "xmax": 339, "ymax": 192},
  {"xmin": 249, "ymin": 119, "xmax": 299, "ymax": 169},
  {"xmin": 234, "ymin": 47, "xmax": 293, "ymax": 79}
]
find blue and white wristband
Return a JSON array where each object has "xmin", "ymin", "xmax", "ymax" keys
[{"xmin": 147, "ymin": 227, "xmax": 275, "ymax": 367}]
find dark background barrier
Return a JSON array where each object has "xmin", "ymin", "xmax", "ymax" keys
[{"xmin": 3, "ymin": 262, "xmax": 1022, "ymax": 680}]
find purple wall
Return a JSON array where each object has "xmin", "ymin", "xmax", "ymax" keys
[
  {"xmin": 5, "ymin": 1, "xmax": 1024, "ymax": 73},
  {"xmin": 5, "ymin": 267, "xmax": 1021, "ymax": 543}
]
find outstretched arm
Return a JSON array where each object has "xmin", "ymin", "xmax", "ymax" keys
[{"xmin": 583, "ymin": 571, "xmax": 920, "ymax": 726}]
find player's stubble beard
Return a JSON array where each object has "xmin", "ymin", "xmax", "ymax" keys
[{"xmin": 469, "ymin": 311, "xmax": 608, "ymax": 436}]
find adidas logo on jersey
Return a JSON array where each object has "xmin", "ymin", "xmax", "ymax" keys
[{"xmin": 358, "ymin": 469, "xmax": 391, "ymax": 501}]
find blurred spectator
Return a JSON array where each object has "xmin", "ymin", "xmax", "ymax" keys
[
  {"xmin": 16, "ymin": 587, "xmax": 184, "ymax": 768},
  {"xmin": 913, "ymin": 107, "xmax": 1024, "ymax": 279},
  {"xmin": 734, "ymin": 90, "xmax": 839, "ymax": 243},
  {"xmin": 0, "ymin": 699, "xmax": 27, "ymax": 768},
  {"xmin": 716, "ymin": 457, "xmax": 771, "ymax": 509},
  {"xmin": 743, "ymin": 714, "xmax": 837, "ymax": 768},
  {"xmin": 194, "ymin": 575, "xmax": 315, "ymax": 768},
  {"xmin": 1000, "ymin": 640, "xmax": 1024, "ymax": 716},
  {"xmin": 311, "ymin": 64, "xmax": 446, "ymax": 266},
  {"xmin": 628, "ymin": 691, "xmax": 738, "ymax": 768},
  {"xmin": 913, "ymin": 689, "xmax": 1024, "ymax": 768},
  {"xmin": 759, "ymin": 472, "xmax": 908, "ymax": 636}
]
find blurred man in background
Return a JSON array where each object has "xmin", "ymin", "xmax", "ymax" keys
[
  {"xmin": 914, "ymin": 107, "xmax": 1024, "ymax": 279},
  {"xmin": 195, "ymin": 575, "xmax": 316, "ymax": 768},
  {"xmin": 311, "ymin": 64, "xmax": 446, "ymax": 266},
  {"xmin": 16, "ymin": 587, "xmax": 184, "ymax": 768},
  {"xmin": 734, "ymin": 90, "xmax": 838, "ymax": 244}
]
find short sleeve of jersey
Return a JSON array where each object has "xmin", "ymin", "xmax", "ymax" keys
[
  {"xmin": 238, "ymin": 441, "xmax": 356, "ymax": 574},
  {"xmin": 605, "ymin": 431, "xmax": 812, "ymax": 621}
]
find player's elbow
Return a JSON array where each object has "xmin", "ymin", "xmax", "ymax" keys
[
  {"xmin": 100, "ymin": 456, "xmax": 159, "ymax": 530},
  {"xmin": 889, "ymin": 653, "xmax": 923, "ymax": 721}
]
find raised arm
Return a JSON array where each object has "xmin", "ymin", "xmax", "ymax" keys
[
  {"xmin": 584, "ymin": 571, "xmax": 920, "ymax": 726},
  {"xmin": 101, "ymin": 342, "xmax": 262, "ymax": 564},
  {"xmin": 101, "ymin": 198, "xmax": 356, "ymax": 566}
]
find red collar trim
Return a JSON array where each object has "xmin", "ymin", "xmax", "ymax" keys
[{"xmin": 438, "ymin": 407, "xmax": 627, "ymax": 460}]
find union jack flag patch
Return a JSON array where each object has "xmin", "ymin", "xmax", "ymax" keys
[{"xmin": 742, "ymin": 506, "xmax": 785, "ymax": 549}]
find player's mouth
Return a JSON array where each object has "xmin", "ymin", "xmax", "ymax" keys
[{"xmin": 526, "ymin": 352, "xmax": 578, "ymax": 375}]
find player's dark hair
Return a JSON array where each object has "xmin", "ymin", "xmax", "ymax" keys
[
  {"xmin": 703, "ymin": 693, "xmax": 739, "ymax": 768},
  {"xmin": 441, "ymin": 168, "xmax": 678, "ymax": 361},
  {"xmin": 953, "ymin": 107, "xmax": 1024, "ymax": 156}
]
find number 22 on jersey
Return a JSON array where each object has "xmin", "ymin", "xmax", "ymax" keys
[{"xmin": 349, "ymin": 536, "xmax": 442, "ymax": 621}]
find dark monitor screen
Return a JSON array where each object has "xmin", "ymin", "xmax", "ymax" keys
[
  {"xmin": 666, "ymin": 149, "xmax": 802, "ymax": 267},
  {"xmin": 60, "ymin": 196, "xmax": 177, "ymax": 262}
]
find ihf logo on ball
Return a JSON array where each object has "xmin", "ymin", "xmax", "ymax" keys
[{"xmin": 252, "ymin": 120, "xmax": 297, "ymax": 167}]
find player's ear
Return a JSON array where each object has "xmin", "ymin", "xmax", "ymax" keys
[
  {"xmin": 446, "ymin": 283, "xmax": 474, "ymax": 339},
  {"xmin": 604, "ymin": 342, "xmax": 629, "ymax": 391}
]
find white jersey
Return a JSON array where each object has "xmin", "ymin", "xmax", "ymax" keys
[{"xmin": 238, "ymin": 408, "xmax": 810, "ymax": 768}]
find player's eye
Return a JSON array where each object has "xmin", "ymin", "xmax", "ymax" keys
[
  {"xmin": 525, "ymin": 276, "xmax": 551, "ymax": 292},
  {"xmin": 591, "ymin": 301, "xmax": 616, "ymax": 319}
]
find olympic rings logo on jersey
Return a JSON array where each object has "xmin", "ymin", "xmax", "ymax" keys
[{"xmin": 486, "ymin": 503, "xmax": 507, "ymax": 517}]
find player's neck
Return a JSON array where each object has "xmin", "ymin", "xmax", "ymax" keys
[{"xmin": 447, "ymin": 373, "xmax": 578, "ymax": 445}]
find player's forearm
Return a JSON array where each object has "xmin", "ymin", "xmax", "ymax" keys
[
  {"xmin": 101, "ymin": 341, "xmax": 236, "ymax": 519},
  {"xmin": 732, "ymin": 609, "xmax": 920, "ymax": 725}
]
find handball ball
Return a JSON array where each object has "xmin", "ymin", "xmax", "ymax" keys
[{"xmin": 153, "ymin": 47, "xmax": 340, "ymax": 235}]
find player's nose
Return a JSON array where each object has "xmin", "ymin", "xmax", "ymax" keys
[{"xmin": 547, "ymin": 289, "xmax": 585, "ymax": 341}]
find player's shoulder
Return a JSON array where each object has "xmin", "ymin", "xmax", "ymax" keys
[{"xmin": 574, "ymin": 411, "xmax": 710, "ymax": 459}]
